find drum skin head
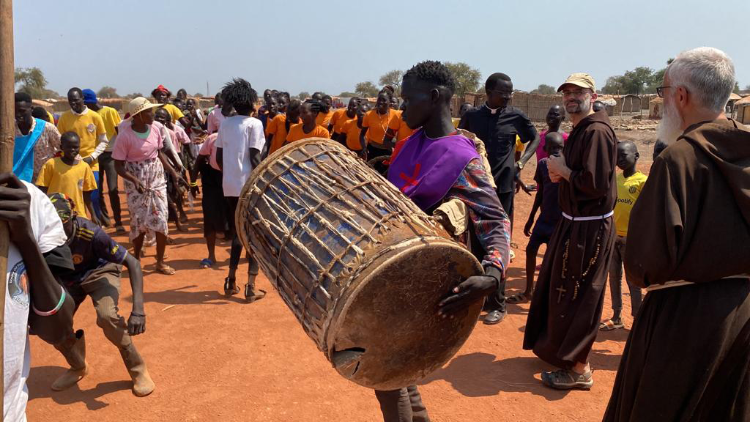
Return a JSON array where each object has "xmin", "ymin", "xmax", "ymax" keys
[{"xmin": 328, "ymin": 240, "xmax": 483, "ymax": 390}]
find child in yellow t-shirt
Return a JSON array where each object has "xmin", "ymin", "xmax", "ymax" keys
[
  {"xmin": 600, "ymin": 141, "xmax": 648, "ymax": 331},
  {"xmin": 37, "ymin": 132, "xmax": 98, "ymax": 224}
]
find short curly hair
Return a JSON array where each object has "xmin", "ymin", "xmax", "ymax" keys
[{"xmin": 403, "ymin": 60, "xmax": 456, "ymax": 96}]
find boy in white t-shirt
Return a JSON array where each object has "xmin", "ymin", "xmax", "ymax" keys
[
  {"xmin": 2, "ymin": 173, "xmax": 75, "ymax": 422},
  {"xmin": 214, "ymin": 78, "xmax": 267, "ymax": 302}
]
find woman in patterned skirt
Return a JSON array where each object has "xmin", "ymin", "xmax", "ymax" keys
[{"xmin": 114, "ymin": 97, "xmax": 185, "ymax": 275}]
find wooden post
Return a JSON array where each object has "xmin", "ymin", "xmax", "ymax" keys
[{"xmin": 0, "ymin": 0, "xmax": 15, "ymax": 415}]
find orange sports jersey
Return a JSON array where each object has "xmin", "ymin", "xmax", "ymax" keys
[
  {"xmin": 286, "ymin": 123, "xmax": 330, "ymax": 143},
  {"xmin": 341, "ymin": 119, "xmax": 363, "ymax": 151},
  {"xmin": 388, "ymin": 111, "xmax": 415, "ymax": 142},
  {"xmin": 329, "ymin": 109, "xmax": 349, "ymax": 133},
  {"xmin": 315, "ymin": 110, "xmax": 334, "ymax": 129}
]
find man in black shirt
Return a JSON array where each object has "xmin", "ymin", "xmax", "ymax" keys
[{"xmin": 459, "ymin": 73, "xmax": 540, "ymax": 324}]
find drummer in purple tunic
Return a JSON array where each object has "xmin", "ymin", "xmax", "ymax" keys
[{"xmin": 376, "ymin": 60, "xmax": 511, "ymax": 422}]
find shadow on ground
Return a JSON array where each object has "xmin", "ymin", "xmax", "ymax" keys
[
  {"xmin": 28, "ymin": 366, "xmax": 132, "ymax": 411},
  {"xmin": 420, "ymin": 352, "xmax": 571, "ymax": 400}
]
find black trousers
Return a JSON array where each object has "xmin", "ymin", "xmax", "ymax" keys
[
  {"xmin": 484, "ymin": 189, "xmax": 513, "ymax": 313},
  {"xmin": 374, "ymin": 385, "xmax": 430, "ymax": 422},
  {"xmin": 98, "ymin": 151, "xmax": 122, "ymax": 225},
  {"xmin": 226, "ymin": 196, "xmax": 244, "ymax": 270}
]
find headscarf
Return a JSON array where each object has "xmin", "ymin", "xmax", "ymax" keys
[
  {"xmin": 154, "ymin": 85, "xmax": 171, "ymax": 96},
  {"xmin": 49, "ymin": 193, "xmax": 75, "ymax": 221}
]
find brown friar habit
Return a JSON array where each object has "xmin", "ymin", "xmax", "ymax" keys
[
  {"xmin": 523, "ymin": 110, "xmax": 617, "ymax": 368},
  {"xmin": 604, "ymin": 118, "xmax": 750, "ymax": 422}
]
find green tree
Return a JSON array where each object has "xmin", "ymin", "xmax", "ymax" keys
[
  {"xmin": 601, "ymin": 76, "xmax": 626, "ymax": 95},
  {"xmin": 354, "ymin": 81, "xmax": 379, "ymax": 98},
  {"xmin": 444, "ymin": 62, "xmax": 481, "ymax": 97},
  {"xmin": 379, "ymin": 70, "xmax": 404, "ymax": 95},
  {"xmin": 193, "ymin": 92, "xmax": 204, "ymax": 98},
  {"xmin": 14, "ymin": 67, "xmax": 54, "ymax": 99},
  {"xmin": 530, "ymin": 84, "xmax": 557, "ymax": 95},
  {"xmin": 647, "ymin": 59, "xmax": 674, "ymax": 93},
  {"xmin": 622, "ymin": 67, "xmax": 654, "ymax": 95},
  {"xmin": 733, "ymin": 82, "xmax": 740, "ymax": 94},
  {"xmin": 338, "ymin": 91, "xmax": 358, "ymax": 97},
  {"xmin": 297, "ymin": 91, "xmax": 310, "ymax": 100},
  {"xmin": 125, "ymin": 92, "xmax": 143, "ymax": 99},
  {"xmin": 97, "ymin": 86, "xmax": 119, "ymax": 99}
]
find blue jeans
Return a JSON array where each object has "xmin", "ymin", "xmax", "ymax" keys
[{"xmin": 91, "ymin": 170, "xmax": 103, "ymax": 220}]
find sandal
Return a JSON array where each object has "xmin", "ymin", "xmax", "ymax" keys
[
  {"xmin": 599, "ymin": 319, "xmax": 624, "ymax": 331},
  {"xmin": 224, "ymin": 277, "xmax": 240, "ymax": 296},
  {"xmin": 200, "ymin": 258, "xmax": 214, "ymax": 269},
  {"xmin": 506, "ymin": 293, "xmax": 530, "ymax": 304},
  {"xmin": 542, "ymin": 368, "xmax": 593, "ymax": 390},
  {"xmin": 156, "ymin": 264, "xmax": 176, "ymax": 275}
]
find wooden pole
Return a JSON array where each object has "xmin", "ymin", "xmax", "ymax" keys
[{"xmin": 0, "ymin": 0, "xmax": 15, "ymax": 416}]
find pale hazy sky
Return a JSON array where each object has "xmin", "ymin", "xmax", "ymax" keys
[{"xmin": 13, "ymin": 0, "xmax": 750, "ymax": 97}]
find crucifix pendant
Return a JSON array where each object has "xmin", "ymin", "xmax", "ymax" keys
[{"xmin": 556, "ymin": 286, "xmax": 567, "ymax": 304}]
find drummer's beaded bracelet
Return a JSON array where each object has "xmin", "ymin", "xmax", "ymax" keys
[
  {"xmin": 32, "ymin": 285, "xmax": 66, "ymax": 317},
  {"xmin": 190, "ymin": 182, "xmax": 198, "ymax": 187}
]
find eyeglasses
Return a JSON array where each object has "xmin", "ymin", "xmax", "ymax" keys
[
  {"xmin": 656, "ymin": 86, "xmax": 672, "ymax": 98},
  {"xmin": 561, "ymin": 90, "xmax": 588, "ymax": 97}
]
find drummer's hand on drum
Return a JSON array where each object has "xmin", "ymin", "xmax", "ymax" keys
[{"xmin": 438, "ymin": 274, "xmax": 499, "ymax": 317}]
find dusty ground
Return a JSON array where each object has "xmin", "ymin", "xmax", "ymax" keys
[{"xmin": 25, "ymin": 130, "xmax": 655, "ymax": 422}]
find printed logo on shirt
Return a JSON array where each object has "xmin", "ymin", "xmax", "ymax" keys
[
  {"xmin": 629, "ymin": 186, "xmax": 637, "ymax": 194},
  {"xmin": 87, "ymin": 123, "xmax": 96, "ymax": 133},
  {"xmin": 72, "ymin": 254, "xmax": 84, "ymax": 265},
  {"xmin": 111, "ymin": 244, "xmax": 120, "ymax": 256},
  {"xmin": 8, "ymin": 261, "xmax": 29, "ymax": 308}
]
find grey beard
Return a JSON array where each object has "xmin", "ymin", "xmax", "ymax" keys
[
  {"xmin": 566, "ymin": 98, "xmax": 592, "ymax": 117},
  {"xmin": 657, "ymin": 102, "xmax": 685, "ymax": 145}
]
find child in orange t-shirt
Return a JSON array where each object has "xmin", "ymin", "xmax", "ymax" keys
[
  {"xmin": 266, "ymin": 99, "xmax": 302, "ymax": 154},
  {"xmin": 360, "ymin": 91, "xmax": 393, "ymax": 159},
  {"xmin": 315, "ymin": 95, "xmax": 335, "ymax": 130},
  {"xmin": 338, "ymin": 103, "xmax": 369, "ymax": 158},
  {"xmin": 285, "ymin": 101, "xmax": 330, "ymax": 144}
]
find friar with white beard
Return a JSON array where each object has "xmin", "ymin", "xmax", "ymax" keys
[{"xmin": 604, "ymin": 47, "xmax": 750, "ymax": 422}]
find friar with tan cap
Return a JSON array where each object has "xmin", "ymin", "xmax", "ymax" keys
[{"xmin": 522, "ymin": 73, "xmax": 618, "ymax": 390}]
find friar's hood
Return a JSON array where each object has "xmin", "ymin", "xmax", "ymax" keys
[{"xmin": 680, "ymin": 118, "xmax": 750, "ymax": 226}]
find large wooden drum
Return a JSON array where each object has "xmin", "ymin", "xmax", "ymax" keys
[{"xmin": 236, "ymin": 138, "xmax": 483, "ymax": 390}]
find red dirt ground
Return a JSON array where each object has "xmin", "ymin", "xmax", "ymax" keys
[{"xmin": 26, "ymin": 136, "xmax": 653, "ymax": 421}]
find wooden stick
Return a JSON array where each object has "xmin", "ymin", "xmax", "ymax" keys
[{"xmin": 0, "ymin": 0, "xmax": 15, "ymax": 415}]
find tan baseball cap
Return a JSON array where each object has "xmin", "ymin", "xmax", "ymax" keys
[{"xmin": 557, "ymin": 73, "xmax": 596, "ymax": 93}]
